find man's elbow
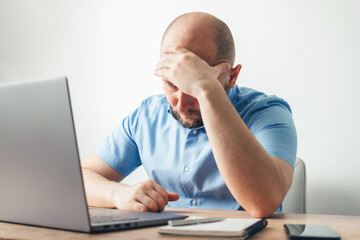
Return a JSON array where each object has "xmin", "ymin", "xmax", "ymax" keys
[
  {"xmin": 246, "ymin": 201, "xmax": 281, "ymax": 218},
  {"xmin": 247, "ymin": 207, "xmax": 275, "ymax": 218}
]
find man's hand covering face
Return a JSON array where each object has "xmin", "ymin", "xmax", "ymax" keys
[{"xmin": 154, "ymin": 46, "xmax": 232, "ymax": 98}]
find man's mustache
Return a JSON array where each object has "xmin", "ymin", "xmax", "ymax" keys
[{"xmin": 184, "ymin": 109, "xmax": 201, "ymax": 117}]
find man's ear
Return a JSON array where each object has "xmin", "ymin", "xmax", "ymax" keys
[{"xmin": 228, "ymin": 64, "xmax": 242, "ymax": 88}]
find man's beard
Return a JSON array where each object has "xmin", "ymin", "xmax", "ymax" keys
[
  {"xmin": 169, "ymin": 84, "xmax": 230, "ymax": 129},
  {"xmin": 170, "ymin": 107, "xmax": 203, "ymax": 129}
]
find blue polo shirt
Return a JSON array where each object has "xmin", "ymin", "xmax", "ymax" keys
[{"xmin": 95, "ymin": 85, "xmax": 297, "ymax": 211}]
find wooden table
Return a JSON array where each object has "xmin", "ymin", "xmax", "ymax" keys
[{"xmin": 1, "ymin": 207, "xmax": 359, "ymax": 239}]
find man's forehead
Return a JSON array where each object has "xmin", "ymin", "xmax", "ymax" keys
[{"xmin": 161, "ymin": 24, "xmax": 217, "ymax": 65}]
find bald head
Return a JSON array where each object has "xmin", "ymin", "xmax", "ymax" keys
[{"xmin": 161, "ymin": 12, "xmax": 235, "ymax": 66}]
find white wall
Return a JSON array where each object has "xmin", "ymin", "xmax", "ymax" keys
[{"xmin": 1, "ymin": 0, "xmax": 359, "ymax": 216}]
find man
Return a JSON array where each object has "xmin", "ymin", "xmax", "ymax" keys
[{"xmin": 81, "ymin": 12, "xmax": 297, "ymax": 218}]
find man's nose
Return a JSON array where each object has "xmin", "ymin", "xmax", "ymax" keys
[{"xmin": 177, "ymin": 91, "xmax": 195, "ymax": 113}]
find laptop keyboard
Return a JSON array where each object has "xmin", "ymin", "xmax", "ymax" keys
[{"xmin": 90, "ymin": 214, "xmax": 139, "ymax": 223}]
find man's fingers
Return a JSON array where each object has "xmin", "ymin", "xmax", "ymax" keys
[
  {"xmin": 136, "ymin": 195, "xmax": 159, "ymax": 212},
  {"xmin": 161, "ymin": 46, "xmax": 188, "ymax": 54},
  {"xmin": 146, "ymin": 190, "xmax": 166, "ymax": 212},
  {"xmin": 156, "ymin": 59, "xmax": 171, "ymax": 70},
  {"xmin": 130, "ymin": 201, "xmax": 149, "ymax": 212},
  {"xmin": 156, "ymin": 54, "xmax": 178, "ymax": 69},
  {"xmin": 154, "ymin": 68, "xmax": 171, "ymax": 78},
  {"xmin": 152, "ymin": 184, "xmax": 169, "ymax": 205},
  {"xmin": 145, "ymin": 180, "xmax": 171, "ymax": 212},
  {"xmin": 167, "ymin": 191, "xmax": 180, "ymax": 201}
]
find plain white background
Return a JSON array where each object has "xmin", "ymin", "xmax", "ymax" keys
[{"xmin": 1, "ymin": 0, "xmax": 359, "ymax": 216}]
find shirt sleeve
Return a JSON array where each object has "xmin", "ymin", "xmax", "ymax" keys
[
  {"xmin": 247, "ymin": 104, "xmax": 297, "ymax": 168},
  {"xmin": 95, "ymin": 106, "xmax": 142, "ymax": 176}
]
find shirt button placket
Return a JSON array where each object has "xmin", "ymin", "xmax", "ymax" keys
[{"xmin": 183, "ymin": 128, "xmax": 200, "ymax": 208}]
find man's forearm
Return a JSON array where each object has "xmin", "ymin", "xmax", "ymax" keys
[
  {"xmin": 81, "ymin": 168, "xmax": 121, "ymax": 208},
  {"xmin": 197, "ymin": 83, "xmax": 289, "ymax": 217}
]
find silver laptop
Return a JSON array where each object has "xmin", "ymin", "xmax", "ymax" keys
[{"xmin": 0, "ymin": 77, "xmax": 186, "ymax": 233}]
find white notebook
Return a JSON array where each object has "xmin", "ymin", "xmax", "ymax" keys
[{"xmin": 158, "ymin": 216, "xmax": 267, "ymax": 239}]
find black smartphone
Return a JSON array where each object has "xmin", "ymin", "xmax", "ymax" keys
[{"xmin": 284, "ymin": 224, "xmax": 341, "ymax": 240}]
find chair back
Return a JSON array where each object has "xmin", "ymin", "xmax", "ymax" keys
[{"xmin": 282, "ymin": 157, "xmax": 307, "ymax": 213}]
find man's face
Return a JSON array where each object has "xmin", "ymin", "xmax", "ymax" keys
[
  {"xmin": 163, "ymin": 78, "xmax": 230, "ymax": 129},
  {"xmin": 163, "ymin": 80, "xmax": 202, "ymax": 128}
]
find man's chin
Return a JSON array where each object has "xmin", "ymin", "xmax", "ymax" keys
[
  {"xmin": 178, "ymin": 116, "xmax": 203, "ymax": 129},
  {"xmin": 170, "ymin": 107, "xmax": 203, "ymax": 128}
]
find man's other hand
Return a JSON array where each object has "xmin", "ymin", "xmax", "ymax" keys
[{"xmin": 111, "ymin": 179, "xmax": 179, "ymax": 212}]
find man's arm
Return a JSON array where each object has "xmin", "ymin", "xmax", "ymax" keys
[
  {"xmin": 196, "ymin": 85, "xmax": 294, "ymax": 218},
  {"xmin": 154, "ymin": 47, "xmax": 294, "ymax": 218},
  {"xmin": 81, "ymin": 152, "xmax": 179, "ymax": 212}
]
